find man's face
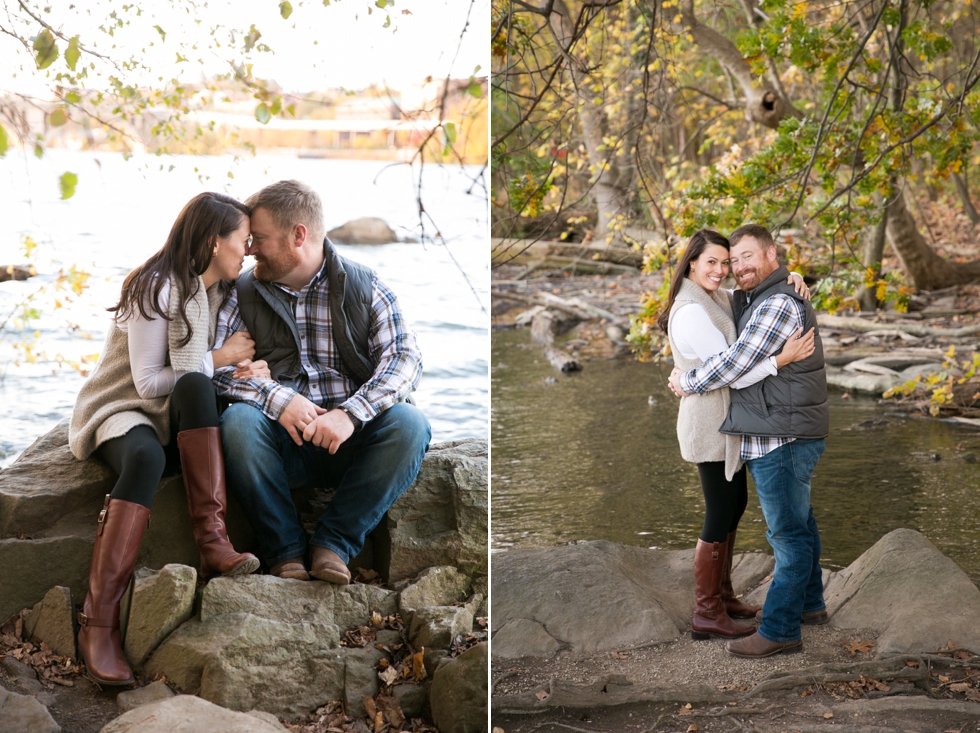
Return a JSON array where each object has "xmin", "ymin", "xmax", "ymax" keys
[
  {"xmin": 730, "ymin": 236, "xmax": 777, "ymax": 292},
  {"xmin": 249, "ymin": 207, "xmax": 300, "ymax": 283}
]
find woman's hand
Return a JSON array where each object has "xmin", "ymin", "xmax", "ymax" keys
[
  {"xmin": 776, "ymin": 328, "xmax": 815, "ymax": 368},
  {"xmin": 212, "ymin": 330, "xmax": 255, "ymax": 369},
  {"xmin": 232, "ymin": 359, "xmax": 271, "ymax": 381},
  {"xmin": 787, "ymin": 272, "xmax": 811, "ymax": 300}
]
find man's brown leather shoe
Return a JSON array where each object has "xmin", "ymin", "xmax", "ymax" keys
[
  {"xmin": 726, "ymin": 631, "xmax": 802, "ymax": 658},
  {"xmin": 269, "ymin": 557, "xmax": 310, "ymax": 581},
  {"xmin": 754, "ymin": 609, "xmax": 829, "ymax": 625},
  {"xmin": 310, "ymin": 547, "xmax": 351, "ymax": 585}
]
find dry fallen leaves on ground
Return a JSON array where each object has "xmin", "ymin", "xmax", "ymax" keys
[{"xmin": 0, "ymin": 610, "xmax": 80, "ymax": 688}]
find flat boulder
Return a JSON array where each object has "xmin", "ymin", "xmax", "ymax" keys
[
  {"xmin": 0, "ymin": 688, "xmax": 60, "ymax": 733},
  {"xmin": 144, "ymin": 574, "xmax": 397, "ymax": 719},
  {"xmin": 327, "ymin": 217, "xmax": 400, "ymax": 245},
  {"xmin": 492, "ymin": 541, "xmax": 773, "ymax": 656},
  {"xmin": 385, "ymin": 439, "xmax": 487, "ymax": 582},
  {"xmin": 825, "ymin": 528, "xmax": 980, "ymax": 655},
  {"xmin": 99, "ymin": 694, "xmax": 285, "ymax": 733}
]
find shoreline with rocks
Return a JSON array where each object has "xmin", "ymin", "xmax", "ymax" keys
[{"xmin": 0, "ymin": 422, "xmax": 488, "ymax": 733}]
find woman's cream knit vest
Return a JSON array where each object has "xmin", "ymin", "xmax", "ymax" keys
[
  {"xmin": 667, "ymin": 278, "xmax": 743, "ymax": 481},
  {"xmin": 68, "ymin": 277, "xmax": 222, "ymax": 461}
]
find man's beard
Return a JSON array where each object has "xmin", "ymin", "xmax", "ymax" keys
[
  {"xmin": 736, "ymin": 267, "xmax": 762, "ymax": 291},
  {"xmin": 254, "ymin": 240, "xmax": 300, "ymax": 283}
]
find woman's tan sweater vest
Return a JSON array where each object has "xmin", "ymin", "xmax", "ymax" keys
[
  {"xmin": 68, "ymin": 277, "xmax": 222, "ymax": 461},
  {"xmin": 667, "ymin": 278, "xmax": 743, "ymax": 481}
]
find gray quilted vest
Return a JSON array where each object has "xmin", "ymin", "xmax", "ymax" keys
[
  {"xmin": 719, "ymin": 265, "xmax": 829, "ymax": 439},
  {"xmin": 236, "ymin": 238, "xmax": 375, "ymax": 390}
]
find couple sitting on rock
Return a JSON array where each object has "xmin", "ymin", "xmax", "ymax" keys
[
  {"xmin": 662, "ymin": 224, "xmax": 828, "ymax": 658},
  {"xmin": 68, "ymin": 180, "xmax": 430, "ymax": 685}
]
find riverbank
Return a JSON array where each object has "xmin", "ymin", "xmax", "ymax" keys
[
  {"xmin": 491, "ymin": 530, "xmax": 980, "ymax": 733},
  {"xmin": 491, "ymin": 259, "xmax": 980, "ymax": 422}
]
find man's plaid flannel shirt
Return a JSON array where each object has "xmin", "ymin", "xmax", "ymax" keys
[
  {"xmin": 679, "ymin": 292, "xmax": 806, "ymax": 460},
  {"xmin": 211, "ymin": 261, "xmax": 422, "ymax": 424}
]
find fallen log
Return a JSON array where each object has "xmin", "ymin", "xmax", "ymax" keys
[
  {"xmin": 544, "ymin": 346, "xmax": 582, "ymax": 373},
  {"xmin": 0, "ymin": 266, "xmax": 32, "ymax": 283},
  {"xmin": 818, "ymin": 314, "xmax": 980, "ymax": 339},
  {"xmin": 492, "ymin": 237, "xmax": 644, "ymax": 269}
]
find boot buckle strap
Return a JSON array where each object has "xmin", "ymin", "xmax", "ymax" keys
[
  {"xmin": 198, "ymin": 530, "xmax": 224, "ymax": 546},
  {"xmin": 76, "ymin": 611, "xmax": 116, "ymax": 628}
]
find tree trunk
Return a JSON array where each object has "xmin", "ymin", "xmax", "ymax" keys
[
  {"xmin": 886, "ymin": 191, "xmax": 980, "ymax": 290},
  {"xmin": 953, "ymin": 172, "xmax": 980, "ymax": 225},
  {"xmin": 547, "ymin": 0, "xmax": 636, "ymax": 240},
  {"xmin": 857, "ymin": 203, "xmax": 888, "ymax": 311},
  {"xmin": 677, "ymin": 0, "xmax": 802, "ymax": 129}
]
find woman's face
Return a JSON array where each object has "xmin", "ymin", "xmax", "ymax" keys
[
  {"xmin": 209, "ymin": 217, "xmax": 251, "ymax": 282},
  {"xmin": 688, "ymin": 244, "xmax": 730, "ymax": 292}
]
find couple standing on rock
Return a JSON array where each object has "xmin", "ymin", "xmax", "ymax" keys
[
  {"xmin": 662, "ymin": 224, "xmax": 829, "ymax": 658},
  {"xmin": 67, "ymin": 180, "xmax": 430, "ymax": 685}
]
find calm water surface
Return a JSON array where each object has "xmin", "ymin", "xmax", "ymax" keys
[
  {"xmin": 491, "ymin": 328, "xmax": 980, "ymax": 584},
  {"xmin": 0, "ymin": 151, "xmax": 488, "ymax": 466}
]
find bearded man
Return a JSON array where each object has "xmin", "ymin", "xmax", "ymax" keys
[
  {"xmin": 668, "ymin": 223, "xmax": 829, "ymax": 658},
  {"xmin": 212, "ymin": 179, "xmax": 429, "ymax": 583}
]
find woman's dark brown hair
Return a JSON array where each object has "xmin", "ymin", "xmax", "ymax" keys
[
  {"xmin": 110, "ymin": 192, "xmax": 250, "ymax": 347},
  {"xmin": 657, "ymin": 229, "xmax": 731, "ymax": 334}
]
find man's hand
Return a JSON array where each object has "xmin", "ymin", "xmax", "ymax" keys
[
  {"xmin": 278, "ymin": 394, "xmax": 327, "ymax": 446},
  {"xmin": 302, "ymin": 409, "xmax": 355, "ymax": 454},
  {"xmin": 667, "ymin": 366, "xmax": 692, "ymax": 398}
]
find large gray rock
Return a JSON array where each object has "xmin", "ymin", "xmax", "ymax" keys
[
  {"xmin": 116, "ymin": 680, "xmax": 176, "ymax": 712},
  {"xmin": 399, "ymin": 565, "xmax": 472, "ymax": 626},
  {"xmin": 24, "ymin": 585, "xmax": 76, "ymax": 660},
  {"xmin": 430, "ymin": 642, "xmax": 488, "ymax": 733},
  {"xmin": 0, "ymin": 536, "xmax": 93, "ymax": 626},
  {"xmin": 0, "ymin": 422, "xmax": 485, "ymax": 616},
  {"xmin": 122, "ymin": 564, "xmax": 197, "ymax": 668},
  {"xmin": 144, "ymin": 575, "xmax": 397, "ymax": 720},
  {"xmin": 385, "ymin": 439, "xmax": 487, "ymax": 582},
  {"xmin": 409, "ymin": 606, "xmax": 474, "ymax": 650},
  {"xmin": 145, "ymin": 613, "xmax": 345, "ymax": 720},
  {"xmin": 326, "ymin": 217, "xmax": 399, "ymax": 245},
  {"xmin": 825, "ymin": 528, "xmax": 980, "ymax": 655},
  {"xmin": 0, "ymin": 688, "xmax": 60, "ymax": 733},
  {"xmin": 492, "ymin": 541, "xmax": 773, "ymax": 656},
  {"xmin": 99, "ymin": 695, "xmax": 285, "ymax": 733}
]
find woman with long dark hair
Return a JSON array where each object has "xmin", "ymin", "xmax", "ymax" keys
[
  {"xmin": 68, "ymin": 192, "xmax": 265, "ymax": 685},
  {"xmin": 658, "ymin": 229, "xmax": 814, "ymax": 641}
]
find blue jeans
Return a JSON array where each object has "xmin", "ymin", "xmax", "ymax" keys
[
  {"xmin": 748, "ymin": 439, "xmax": 826, "ymax": 643},
  {"xmin": 221, "ymin": 402, "xmax": 431, "ymax": 567}
]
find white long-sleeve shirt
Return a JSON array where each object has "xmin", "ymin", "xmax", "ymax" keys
[
  {"xmin": 116, "ymin": 280, "xmax": 214, "ymax": 399},
  {"xmin": 670, "ymin": 301, "xmax": 777, "ymax": 389}
]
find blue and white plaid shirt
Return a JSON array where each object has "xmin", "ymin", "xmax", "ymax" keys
[
  {"xmin": 212, "ymin": 261, "xmax": 422, "ymax": 424},
  {"xmin": 679, "ymin": 293, "xmax": 806, "ymax": 460}
]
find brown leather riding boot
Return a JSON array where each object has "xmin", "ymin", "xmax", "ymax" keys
[
  {"xmin": 691, "ymin": 539, "xmax": 754, "ymax": 640},
  {"xmin": 721, "ymin": 530, "xmax": 763, "ymax": 619},
  {"xmin": 177, "ymin": 427, "xmax": 260, "ymax": 578},
  {"xmin": 77, "ymin": 495, "xmax": 150, "ymax": 685}
]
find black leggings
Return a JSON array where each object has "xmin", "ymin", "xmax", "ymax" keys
[
  {"xmin": 697, "ymin": 462, "xmax": 748, "ymax": 543},
  {"xmin": 94, "ymin": 372, "xmax": 219, "ymax": 508}
]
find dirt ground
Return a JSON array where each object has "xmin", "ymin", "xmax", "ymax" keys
[{"xmin": 492, "ymin": 625, "xmax": 980, "ymax": 733}]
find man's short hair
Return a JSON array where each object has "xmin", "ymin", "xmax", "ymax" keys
[
  {"xmin": 730, "ymin": 223, "xmax": 776, "ymax": 251},
  {"xmin": 245, "ymin": 180, "xmax": 325, "ymax": 246}
]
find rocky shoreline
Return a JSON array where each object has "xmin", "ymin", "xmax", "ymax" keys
[
  {"xmin": 490, "ymin": 529, "xmax": 980, "ymax": 731},
  {"xmin": 0, "ymin": 423, "xmax": 488, "ymax": 733}
]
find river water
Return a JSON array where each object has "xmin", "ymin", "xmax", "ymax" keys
[
  {"xmin": 0, "ymin": 150, "xmax": 488, "ymax": 467},
  {"xmin": 491, "ymin": 328, "xmax": 980, "ymax": 585}
]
